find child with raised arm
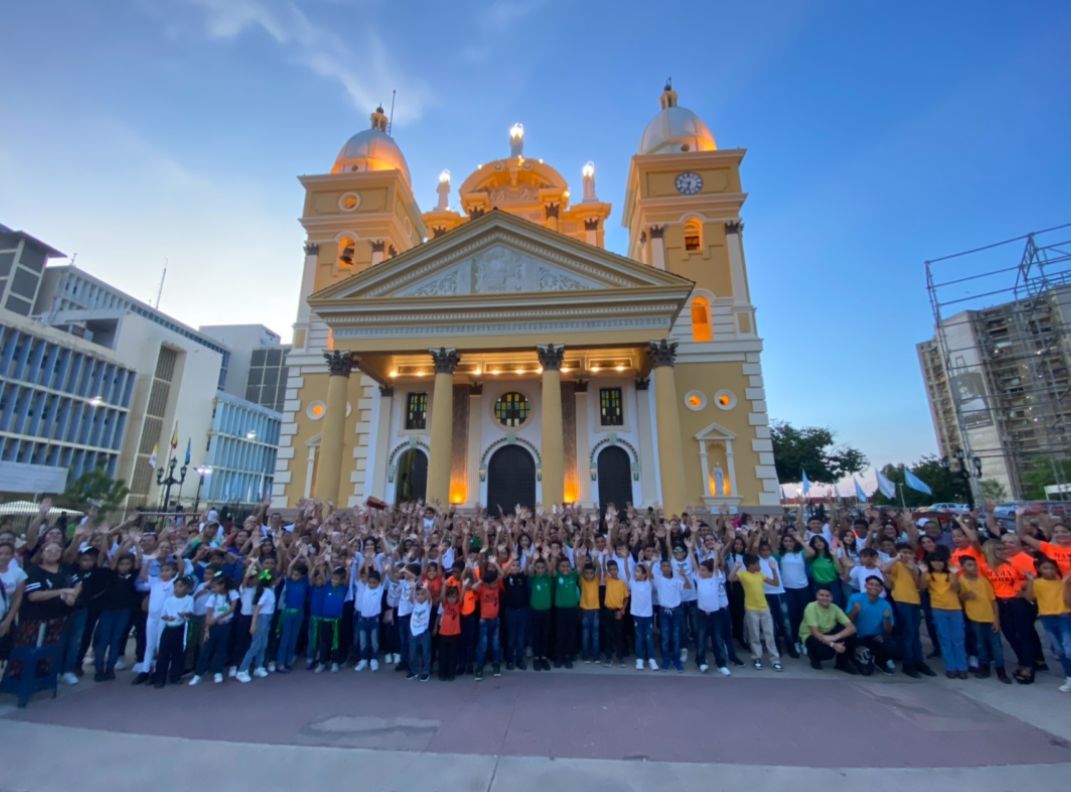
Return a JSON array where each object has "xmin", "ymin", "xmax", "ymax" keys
[
  {"xmin": 275, "ymin": 559, "xmax": 309, "ymax": 673},
  {"xmin": 628, "ymin": 560, "xmax": 656, "ymax": 670},
  {"xmin": 729, "ymin": 553, "xmax": 782, "ymax": 671},
  {"xmin": 236, "ymin": 570, "xmax": 276, "ymax": 683},
  {"xmin": 409, "ymin": 583, "xmax": 433, "ymax": 682},
  {"xmin": 436, "ymin": 586, "xmax": 463, "ymax": 681},
  {"xmin": 153, "ymin": 575, "xmax": 194, "ymax": 688},
  {"xmin": 189, "ymin": 571, "xmax": 238, "ymax": 685},
  {"xmin": 692, "ymin": 542, "xmax": 730, "ymax": 676},
  {"xmin": 472, "ymin": 560, "xmax": 504, "ymax": 680},
  {"xmin": 353, "ymin": 561, "xmax": 384, "ymax": 672}
]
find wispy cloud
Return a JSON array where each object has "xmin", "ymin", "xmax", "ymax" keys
[
  {"xmin": 479, "ymin": 0, "xmax": 543, "ymax": 32},
  {"xmin": 182, "ymin": 0, "xmax": 427, "ymax": 124}
]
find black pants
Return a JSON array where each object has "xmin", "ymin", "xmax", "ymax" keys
[
  {"xmin": 438, "ymin": 634, "xmax": 459, "ymax": 680},
  {"xmin": 554, "ymin": 607, "xmax": 578, "ymax": 663},
  {"xmin": 805, "ymin": 631, "xmax": 856, "ymax": 669},
  {"xmin": 128, "ymin": 604, "xmax": 147, "ymax": 663},
  {"xmin": 340, "ymin": 601, "xmax": 355, "ymax": 662},
  {"xmin": 77, "ymin": 608, "xmax": 101, "ymax": 669},
  {"xmin": 531, "ymin": 609, "xmax": 551, "ymax": 659},
  {"xmin": 230, "ymin": 614, "xmax": 252, "ymax": 667},
  {"xmin": 602, "ymin": 608, "xmax": 625, "ymax": 661},
  {"xmin": 195, "ymin": 623, "xmax": 232, "ymax": 676},
  {"xmin": 729, "ymin": 581, "xmax": 746, "ymax": 647},
  {"xmin": 459, "ymin": 614, "xmax": 477, "ymax": 671},
  {"xmin": 855, "ymin": 634, "xmax": 898, "ymax": 673},
  {"xmin": 154, "ymin": 625, "xmax": 186, "ymax": 684},
  {"xmin": 318, "ymin": 619, "xmax": 344, "ymax": 665}
]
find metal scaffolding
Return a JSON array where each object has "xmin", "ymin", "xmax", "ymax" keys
[{"xmin": 923, "ymin": 223, "xmax": 1071, "ymax": 499}]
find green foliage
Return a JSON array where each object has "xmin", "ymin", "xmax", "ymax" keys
[
  {"xmin": 59, "ymin": 466, "xmax": 130, "ymax": 516},
  {"xmin": 978, "ymin": 479, "xmax": 1008, "ymax": 502},
  {"xmin": 771, "ymin": 421, "xmax": 868, "ymax": 484},
  {"xmin": 1020, "ymin": 457, "xmax": 1071, "ymax": 500},
  {"xmin": 870, "ymin": 455, "xmax": 964, "ymax": 507}
]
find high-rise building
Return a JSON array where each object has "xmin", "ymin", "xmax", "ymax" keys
[
  {"xmin": 273, "ymin": 85, "xmax": 778, "ymax": 514},
  {"xmin": 0, "ymin": 224, "xmax": 65, "ymax": 317},
  {"xmin": 199, "ymin": 324, "xmax": 290, "ymax": 412}
]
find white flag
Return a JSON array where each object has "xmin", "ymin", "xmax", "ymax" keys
[{"xmin": 876, "ymin": 469, "xmax": 897, "ymax": 499}]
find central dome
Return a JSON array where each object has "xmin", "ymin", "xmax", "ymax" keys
[
  {"xmin": 638, "ymin": 85, "xmax": 717, "ymax": 155},
  {"xmin": 331, "ymin": 107, "xmax": 411, "ymax": 182}
]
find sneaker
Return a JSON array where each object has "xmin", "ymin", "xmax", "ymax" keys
[
  {"xmin": 275, "ymin": 666, "xmax": 292, "ymax": 674},
  {"xmin": 267, "ymin": 662, "xmax": 277, "ymax": 672},
  {"xmin": 236, "ymin": 671, "xmax": 252, "ymax": 683},
  {"xmin": 968, "ymin": 655, "xmax": 980, "ymax": 670},
  {"xmin": 228, "ymin": 666, "xmax": 237, "ymax": 678},
  {"xmin": 93, "ymin": 671, "xmax": 106, "ymax": 682},
  {"xmin": 1058, "ymin": 677, "xmax": 1071, "ymax": 693},
  {"xmin": 354, "ymin": 660, "xmax": 368, "ymax": 672},
  {"xmin": 584, "ymin": 658, "xmax": 592, "ymax": 664},
  {"xmin": 62, "ymin": 672, "xmax": 79, "ymax": 686},
  {"xmin": 114, "ymin": 657, "xmax": 127, "ymax": 671},
  {"xmin": 718, "ymin": 666, "xmax": 731, "ymax": 677},
  {"xmin": 213, "ymin": 673, "xmax": 224, "ymax": 684},
  {"xmin": 475, "ymin": 667, "xmax": 484, "ymax": 681},
  {"xmin": 636, "ymin": 659, "xmax": 645, "ymax": 670},
  {"xmin": 772, "ymin": 662, "xmax": 783, "ymax": 672},
  {"xmin": 752, "ymin": 659, "xmax": 763, "ymax": 670},
  {"xmin": 493, "ymin": 665, "xmax": 502, "ymax": 677},
  {"xmin": 370, "ymin": 659, "xmax": 380, "ymax": 672},
  {"xmin": 253, "ymin": 667, "xmax": 269, "ymax": 678},
  {"xmin": 406, "ymin": 672, "xmax": 417, "ymax": 680},
  {"xmin": 647, "ymin": 659, "xmax": 658, "ymax": 671},
  {"xmin": 681, "ymin": 649, "xmax": 688, "ymax": 663},
  {"xmin": 314, "ymin": 663, "xmax": 325, "ymax": 674},
  {"xmin": 917, "ymin": 663, "xmax": 937, "ymax": 677},
  {"xmin": 699, "ymin": 663, "xmax": 710, "ymax": 673},
  {"xmin": 131, "ymin": 672, "xmax": 150, "ymax": 686},
  {"xmin": 419, "ymin": 673, "xmax": 430, "ymax": 682},
  {"xmin": 674, "ymin": 662, "xmax": 685, "ymax": 673},
  {"xmin": 884, "ymin": 660, "xmax": 897, "ymax": 673},
  {"xmin": 604, "ymin": 659, "xmax": 613, "ymax": 668},
  {"xmin": 331, "ymin": 663, "xmax": 340, "ymax": 673},
  {"xmin": 188, "ymin": 675, "xmax": 202, "ymax": 687}
]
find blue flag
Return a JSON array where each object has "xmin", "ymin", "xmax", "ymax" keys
[
  {"xmin": 184, "ymin": 438, "xmax": 191, "ymax": 466},
  {"xmin": 854, "ymin": 477, "xmax": 869, "ymax": 502},
  {"xmin": 801, "ymin": 469, "xmax": 811, "ymax": 496},
  {"xmin": 876, "ymin": 469, "xmax": 897, "ymax": 499},
  {"xmin": 904, "ymin": 468, "xmax": 933, "ymax": 496}
]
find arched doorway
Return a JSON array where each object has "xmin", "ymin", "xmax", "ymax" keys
[
  {"xmin": 486, "ymin": 445, "xmax": 536, "ymax": 516},
  {"xmin": 395, "ymin": 449, "xmax": 428, "ymax": 504},
  {"xmin": 597, "ymin": 446, "xmax": 632, "ymax": 524}
]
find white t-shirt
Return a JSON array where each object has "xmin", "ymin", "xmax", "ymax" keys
[
  {"xmin": 147, "ymin": 577, "xmax": 175, "ymax": 618},
  {"xmin": 673, "ymin": 557, "xmax": 698, "ymax": 602},
  {"xmin": 410, "ymin": 600, "xmax": 432, "ymax": 636},
  {"xmin": 254, "ymin": 588, "xmax": 276, "ymax": 616},
  {"xmin": 206, "ymin": 591, "xmax": 238, "ymax": 624},
  {"xmin": 759, "ymin": 556, "xmax": 785, "ymax": 595},
  {"xmin": 160, "ymin": 593, "xmax": 194, "ymax": 627},
  {"xmin": 628, "ymin": 578, "xmax": 653, "ymax": 618},
  {"xmin": 355, "ymin": 581, "xmax": 384, "ymax": 618},
  {"xmin": 0, "ymin": 564, "xmax": 28, "ymax": 621},
  {"xmin": 397, "ymin": 579, "xmax": 414, "ymax": 617},
  {"xmin": 779, "ymin": 552, "xmax": 809, "ymax": 590},
  {"xmin": 849, "ymin": 564, "xmax": 886, "ymax": 594},
  {"xmin": 652, "ymin": 573, "xmax": 684, "ymax": 609},
  {"xmin": 695, "ymin": 575, "xmax": 724, "ymax": 613}
]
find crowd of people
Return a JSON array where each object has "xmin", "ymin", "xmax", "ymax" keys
[{"xmin": 1, "ymin": 496, "xmax": 1070, "ymax": 698}]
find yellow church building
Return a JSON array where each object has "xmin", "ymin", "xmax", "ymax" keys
[{"xmin": 271, "ymin": 85, "xmax": 780, "ymax": 516}]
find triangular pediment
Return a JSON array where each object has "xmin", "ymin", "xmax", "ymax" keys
[{"xmin": 309, "ymin": 210, "xmax": 693, "ymax": 303}]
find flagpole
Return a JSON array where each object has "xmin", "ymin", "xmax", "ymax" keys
[{"xmin": 898, "ymin": 482, "xmax": 907, "ymax": 508}]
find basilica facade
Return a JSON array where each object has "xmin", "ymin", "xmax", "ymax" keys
[{"xmin": 271, "ymin": 86, "xmax": 780, "ymax": 516}]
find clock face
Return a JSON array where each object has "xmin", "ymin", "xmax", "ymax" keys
[{"xmin": 675, "ymin": 171, "xmax": 703, "ymax": 195}]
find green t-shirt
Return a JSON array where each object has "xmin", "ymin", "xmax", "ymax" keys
[
  {"xmin": 553, "ymin": 570, "xmax": 579, "ymax": 608},
  {"xmin": 807, "ymin": 555, "xmax": 838, "ymax": 584},
  {"xmin": 799, "ymin": 601, "xmax": 850, "ymax": 641},
  {"xmin": 530, "ymin": 574, "xmax": 552, "ymax": 611}
]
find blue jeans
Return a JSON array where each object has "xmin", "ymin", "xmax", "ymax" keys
[
  {"xmin": 475, "ymin": 617, "xmax": 501, "ymax": 667},
  {"xmin": 396, "ymin": 614, "xmax": 411, "ymax": 668},
  {"xmin": 505, "ymin": 607, "xmax": 527, "ymax": 664},
  {"xmin": 276, "ymin": 608, "xmax": 303, "ymax": 668},
  {"xmin": 1040, "ymin": 614, "xmax": 1071, "ymax": 677},
  {"xmin": 93, "ymin": 608, "xmax": 130, "ymax": 674},
  {"xmin": 932, "ymin": 608, "xmax": 967, "ymax": 672},
  {"xmin": 659, "ymin": 606, "xmax": 683, "ymax": 669},
  {"xmin": 61, "ymin": 608, "xmax": 88, "ymax": 674},
  {"xmin": 765, "ymin": 593, "xmax": 791, "ymax": 654},
  {"xmin": 409, "ymin": 629, "xmax": 432, "ymax": 676},
  {"xmin": 581, "ymin": 609, "xmax": 600, "ymax": 660},
  {"xmin": 634, "ymin": 615, "xmax": 655, "ymax": 662},
  {"xmin": 895, "ymin": 601, "xmax": 922, "ymax": 669},
  {"xmin": 239, "ymin": 616, "xmax": 272, "ymax": 673},
  {"xmin": 356, "ymin": 615, "xmax": 380, "ymax": 660},
  {"xmin": 696, "ymin": 609, "xmax": 728, "ymax": 668},
  {"xmin": 969, "ymin": 619, "xmax": 1005, "ymax": 670}
]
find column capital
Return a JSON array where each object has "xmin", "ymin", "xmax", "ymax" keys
[
  {"xmin": 323, "ymin": 350, "xmax": 354, "ymax": 377},
  {"xmin": 431, "ymin": 226, "xmax": 447, "ymax": 238},
  {"xmin": 573, "ymin": 378, "xmax": 589, "ymax": 394},
  {"xmin": 583, "ymin": 217, "xmax": 599, "ymax": 231},
  {"xmin": 648, "ymin": 340, "xmax": 678, "ymax": 368},
  {"xmin": 536, "ymin": 343, "xmax": 566, "ymax": 371},
  {"xmin": 649, "ymin": 225, "xmax": 665, "ymax": 239},
  {"xmin": 303, "ymin": 241, "xmax": 320, "ymax": 256},
  {"xmin": 724, "ymin": 220, "xmax": 743, "ymax": 235},
  {"xmin": 370, "ymin": 240, "xmax": 386, "ymax": 253},
  {"xmin": 430, "ymin": 347, "xmax": 461, "ymax": 374},
  {"xmin": 468, "ymin": 381, "xmax": 483, "ymax": 396},
  {"xmin": 544, "ymin": 202, "xmax": 560, "ymax": 219},
  {"xmin": 634, "ymin": 377, "xmax": 650, "ymax": 391},
  {"xmin": 378, "ymin": 385, "xmax": 394, "ymax": 398}
]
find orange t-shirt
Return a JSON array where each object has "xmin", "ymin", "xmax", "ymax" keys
[
  {"xmin": 446, "ymin": 572, "xmax": 480, "ymax": 616},
  {"xmin": 1039, "ymin": 541, "xmax": 1071, "ymax": 577},
  {"xmin": 986, "ymin": 562, "xmax": 1026, "ymax": 600},
  {"xmin": 439, "ymin": 600, "xmax": 461, "ymax": 636},
  {"xmin": 950, "ymin": 545, "xmax": 985, "ymax": 573},
  {"xmin": 423, "ymin": 574, "xmax": 443, "ymax": 604},
  {"xmin": 478, "ymin": 579, "xmax": 504, "ymax": 620},
  {"xmin": 1007, "ymin": 551, "xmax": 1037, "ymax": 578}
]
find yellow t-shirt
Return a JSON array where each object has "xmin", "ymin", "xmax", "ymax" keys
[
  {"xmin": 958, "ymin": 574, "xmax": 995, "ymax": 623},
  {"xmin": 737, "ymin": 570, "xmax": 769, "ymax": 612},
  {"xmin": 888, "ymin": 562, "xmax": 921, "ymax": 605},
  {"xmin": 579, "ymin": 576, "xmax": 600, "ymax": 611},
  {"xmin": 603, "ymin": 577, "xmax": 628, "ymax": 610},
  {"xmin": 1033, "ymin": 578, "xmax": 1070, "ymax": 616},
  {"xmin": 927, "ymin": 572, "xmax": 961, "ymax": 611}
]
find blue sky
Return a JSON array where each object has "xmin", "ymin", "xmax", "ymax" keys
[{"xmin": 2, "ymin": 1, "xmax": 1069, "ymax": 487}]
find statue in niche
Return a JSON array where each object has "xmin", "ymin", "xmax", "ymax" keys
[{"xmin": 712, "ymin": 463, "xmax": 726, "ymax": 496}]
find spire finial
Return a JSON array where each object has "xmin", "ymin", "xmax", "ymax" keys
[
  {"xmin": 660, "ymin": 79, "xmax": 678, "ymax": 110},
  {"xmin": 370, "ymin": 105, "xmax": 389, "ymax": 133}
]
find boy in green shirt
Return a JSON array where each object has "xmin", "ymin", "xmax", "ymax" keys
[
  {"xmin": 528, "ymin": 558, "xmax": 553, "ymax": 671},
  {"xmin": 552, "ymin": 558, "xmax": 579, "ymax": 668}
]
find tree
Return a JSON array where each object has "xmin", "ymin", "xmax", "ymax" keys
[
  {"xmin": 870, "ymin": 455, "xmax": 963, "ymax": 507},
  {"xmin": 1020, "ymin": 457, "xmax": 1071, "ymax": 500},
  {"xmin": 978, "ymin": 479, "xmax": 1008, "ymax": 502},
  {"xmin": 770, "ymin": 421, "xmax": 867, "ymax": 483},
  {"xmin": 59, "ymin": 466, "xmax": 130, "ymax": 516}
]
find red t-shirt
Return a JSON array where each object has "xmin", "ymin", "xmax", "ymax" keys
[
  {"xmin": 439, "ymin": 600, "xmax": 461, "ymax": 636},
  {"xmin": 478, "ymin": 579, "xmax": 504, "ymax": 620}
]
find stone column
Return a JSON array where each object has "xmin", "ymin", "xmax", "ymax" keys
[
  {"xmin": 294, "ymin": 242, "xmax": 319, "ymax": 349},
  {"xmin": 426, "ymin": 347, "xmax": 460, "ymax": 507},
  {"xmin": 537, "ymin": 344, "xmax": 566, "ymax": 508},
  {"xmin": 314, "ymin": 350, "xmax": 353, "ymax": 505},
  {"xmin": 370, "ymin": 240, "xmax": 385, "ymax": 266},
  {"xmin": 583, "ymin": 218, "xmax": 599, "ymax": 246},
  {"xmin": 649, "ymin": 340, "xmax": 687, "ymax": 515},
  {"xmin": 366, "ymin": 385, "xmax": 394, "ymax": 500},
  {"xmin": 649, "ymin": 226, "xmax": 666, "ymax": 271}
]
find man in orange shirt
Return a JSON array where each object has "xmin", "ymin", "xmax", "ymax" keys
[{"xmin": 1019, "ymin": 518, "xmax": 1071, "ymax": 577}]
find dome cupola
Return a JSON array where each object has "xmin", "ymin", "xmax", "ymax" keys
[
  {"xmin": 331, "ymin": 106, "xmax": 411, "ymax": 183},
  {"xmin": 637, "ymin": 83, "xmax": 717, "ymax": 155}
]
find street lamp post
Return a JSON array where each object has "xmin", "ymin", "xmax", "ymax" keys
[
  {"xmin": 193, "ymin": 465, "xmax": 212, "ymax": 514},
  {"xmin": 941, "ymin": 448, "xmax": 982, "ymax": 510},
  {"xmin": 156, "ymin": 455, "xmax": 188, "ymax": 514}
]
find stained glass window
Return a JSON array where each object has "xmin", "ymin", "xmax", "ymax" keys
[
  {"xmin": 405, "ymin": 392, "xmax": 428, "ymax": 430},
  {"xmin": 494, "ymin": 391, "xmax": 530, "ymax": 427},
  {"xmin": 599, "ymin": 387, "xmax": 623, "ymax": 426}
]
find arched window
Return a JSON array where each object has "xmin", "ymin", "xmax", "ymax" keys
[
  {"xmin": 337, "ymin": 236, "xmax": 355, "ymax": 269},
  {"xmin": 691, "ymin": 296, "xmax": 712, "ymax": 342},
  {"xmin": 683, "ymin": 219, "xmax": 703, "ymax": 252}
]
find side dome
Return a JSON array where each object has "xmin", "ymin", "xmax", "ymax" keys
[
  {"xmin": 331, "ymin": 106, "xmax": 411, "ymax": 182},
  {"xmin": 638, "ymin": 85, "xmax": 717, "ymax": 155}
]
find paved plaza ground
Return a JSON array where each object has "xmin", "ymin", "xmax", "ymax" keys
[{"xmin": 2, "ymin": 660, "xmax": 1070, "ymax": 791}]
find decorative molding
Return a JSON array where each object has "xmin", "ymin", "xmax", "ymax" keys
[
  {"xmin": 589, "ymin": 436, "xmax": 641, "ymax": 482},
  {"xmin": 724, "ymin": 220, "xmax": 743, "ymax": 235},
  {"xmin": 371, "ymin": 240, "xmax": 386, "ymax": 253},
  {"xmin": 648, "ymin": 339, "xmax": 678, "ymax": 368},
  {"xmin": 634, "ymin": 377, "xmax": 650, "ymax": 391},
  {"xmin": 378, "ymin": 385, "xmax": 394, "ymax": 398},
  {"xmin": 386, "ymin": 439, "xmax": 430, "ymax": 484},
  {"xmin": 649, "ymin": 225, "xmax": 665, "ymax": 240},
  {"xmin": 323, "ymin": 350, "xmax": 354, "ymax": 377},
  {"xmin": 536, "ymin": 343, "xmax": 566, "ymax": 371},
  {"xmin": 430, "ymin": 347, "xmax": 461, "ymax": 374},
  {"xmin": 479, "ymin": 435, "xmax": 541, "ymax": 480},
  {"xmin": 583, "ymin": 218, "xmax": 599, "ymax": 231},
  {"xmin": 468, "ymin": 381, "xmax": 483, "ymax": 396},
  {"xmin": 334, "ymin": 314, "xmax": 676, "ymax": 340},
  {"xmin": 303, "ymin": 242, "xmax": 320, "ymax": 256},
  {"xmin": 573, "ymin": 378, "xmax": 589, "ymax": 394}
]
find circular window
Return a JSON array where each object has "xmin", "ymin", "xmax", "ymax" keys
[
  {"xmin": 494, "ymin": 391, "xmax": 530, "ymax": 427},
  {"xmin": 684, "ymin": 390, "xmax": 707, "ymax": 411},
  {"xmin": 714, "ymin": 390, "xmax": 737, "ymax": 410},
  {"xmin": 306, "ymin": 401, "xmax": 326, "ymax": 420},
  {"xmin": 339, "ymin": 192, "xmax": 360, "ymax": 211}
]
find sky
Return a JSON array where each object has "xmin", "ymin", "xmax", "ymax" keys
[{"xmin": 2, "ymin": 0, "xmax": 1069, "ymax": 489}]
